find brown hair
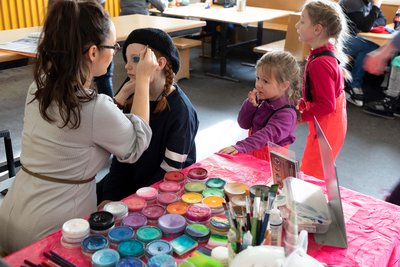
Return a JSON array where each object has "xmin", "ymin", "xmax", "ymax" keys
[
  {"xmin": 32, "ymin": 0, "xmax": 111, "ymax": 129},
  {"xmin": 303, "ymin": 0, "xmax": 351, "ymax": 79},
  {"xmin": 256, "ymin": 50, "xmax": 302, "ymax": 105}
]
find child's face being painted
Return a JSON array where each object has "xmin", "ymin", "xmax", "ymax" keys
[
  {"xmin": 125, "ymin": 43, "xmax": 148, "ymax": 82},
  {"xmin": 296, "ymin": 9, "xmax": 317, "ymax": 45},
  {"xmin": 255, "ymin": 67, "xmax": 289, "ymax": 101}
]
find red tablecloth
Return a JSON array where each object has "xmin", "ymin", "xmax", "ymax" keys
[{"xmin": 5, "ymin": 153, "xmax": 400, "ymax": 267}]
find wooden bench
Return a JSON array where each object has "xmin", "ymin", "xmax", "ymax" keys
[
  {"xmin": 173, "ymin": 37, "xmax": 202, "ymax": 80},
  {"xmin": 253, "ymin": 13, "xmax": 309, "ymax": 62}
]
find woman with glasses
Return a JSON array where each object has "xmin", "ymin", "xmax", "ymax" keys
[{"xmin": 0, "ymin": 0, "xmax": 155, "ymax": 254}]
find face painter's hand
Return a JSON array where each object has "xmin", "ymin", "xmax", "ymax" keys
[
  {"xmin": 136, "ymin": 46, "xmax": 158, "ymax": 81},
  {"xmin": 248, "ymin": 89, "xmax": 258, "ymax": 107},
  {"xmin": 219, "ymin": 146, "xmax": 238, "ymax": 155}
]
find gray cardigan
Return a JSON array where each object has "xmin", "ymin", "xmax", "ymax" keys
[{"xmin": 120, "ymin": 0, "xmax": 168, "ymax": 15}]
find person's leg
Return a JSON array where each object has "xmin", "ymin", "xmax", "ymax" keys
[
  {"xmin": 94, "ymin": 60, "xmax": 114, "ymax": 97},
  {"xmin": 344, "ymin": 36, "xmax": 379, "ymax": 106},
  {"xmin": 386, "ymin": 180, "xmax": 400, "ymax": 206}
]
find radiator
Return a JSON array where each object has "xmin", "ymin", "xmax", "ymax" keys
[{"xmin": 0, "ymin": 0, "xmax": 120, "ymax": 30}]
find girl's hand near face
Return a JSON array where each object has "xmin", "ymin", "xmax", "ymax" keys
[
  {"xmin": 219, "ymin": 146, "xmax": 238, "ymax": 155},
  {"xmin": 248, "ymin": 89, "xmax": 258, "ymax": 107}
]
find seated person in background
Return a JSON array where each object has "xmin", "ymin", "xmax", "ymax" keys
[
  {"xmin": 120, "ymin": 0, "xmax": 168, "ymax": 15},
  {"xmin": 218, "ymin": 51, "xmax": 301, "ymax": 161},
  {"xmin": 340, "ymin": 0, "xmax": 386, "ymax": 107},
  {"xmin": 0, "ymin": 1, "xmax": 154, "ymax": 254},
  {"xmin": 97, "ymin": 28, "xmax": 199, "ymax": 203}
]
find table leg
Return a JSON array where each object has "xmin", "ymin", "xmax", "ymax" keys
[{"xmin": 205, "ymin": 22, "xmax": 240, "ymax": 82}]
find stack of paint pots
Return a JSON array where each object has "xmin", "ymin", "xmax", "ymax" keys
[
  {"xmin": 202, "ymin": 196, "xmax": 225, "ymax": 214},
  {"xmin": 185, "ymin": 203, "xmax": 212, "ymax": 224},
  {"xmin": 209, "ymin": 215, "xmax": 230, "ymax": 235},
  {"xmin": 157, "ymin": 214, "xmax": 187, "ymax": 237},
  {"xmin": 61, "ymin": 218, "xmax": 90, "ymax": 248},
  {"xmin": 186, "ymin": 167, "xmax": 208, "ymax": 183},
  {"xmin": 184, "ymin": 223, "xmax": 211, "ymax": 244},
  {"xmin": 164, "ymin": 170, "xmax": 186, "ymax": 185},
  {"xmin": 89, "ymin": 211, "xmax": 115, "ymax": 236},
  {"xmin": 108, "ymin": 226, "xmax": 135, "ymax": 249},
  {"xmin": 103, "ymin": 201, "xmax": 129, "ymax": 226}
]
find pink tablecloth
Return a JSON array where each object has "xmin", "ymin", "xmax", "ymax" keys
[{"xmin": 5, "ymin": 153, "xmax": 400, "ymax": 267}]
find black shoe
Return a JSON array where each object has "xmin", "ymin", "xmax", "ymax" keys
[
  {"xmin": 345, "ymin": 87, "xmax": 364, "ymax": 107},
  {"xmin": 363, "ymin": 97, "xmax": 397, "ymax": 119}
]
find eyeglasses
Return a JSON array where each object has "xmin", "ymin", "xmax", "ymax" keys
[{"xmin": 99, "ymin": 43, "xmax": 121, "ymax": 55}]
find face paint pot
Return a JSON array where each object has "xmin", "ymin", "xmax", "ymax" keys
[
  {"xmin": 181, "ymin": 192, "xmax": 203, "ymax": 205},
  {"xmin": 157, "ymin": 192, "xmax": 179, "ymax": 206},
  {"xmin": 157, "ymin": 214, "xmax": 187, "ymax": 237},
  {"xmin": 184, "ymin": 182, "xmax": 206, "ymax": 194},
  {"xmin": 187, "ymin": 167, "xmax": 208, "ymax": 183},
  {"xmin": 205, "ymin": 178, "xmax": 226, "ymax": 190},
  {"xmin": 91, "ymin": 248, "xmax": 120, "ymax": 267},
  {"xmin": 184, "ymin": 223, "xmax": 211, "ymax": 243},
  {"xmin": 202, "ymin": 196, "xmax": 225, "ymax": 214},
  {"xmin": 136, "ymin": 226, "xmax": 163, "ymax": 244},
  {"xmin": 122, "ymin": 196, "xmax": 147, "ymax": 213},
  {"xmin": 202, "ymin": 188, "xmax": 225, "ymax": 198},
  {"xmin": 116, "ymin": 257, "xmax": 146, "ymax": 267},
  {"xmin": 158, "ymin": 181, "xmax": 181, "ymax": 194},
  {"xmin": 61, "ymin": 218, "xmax": 90, "ymax": 248},
  {"xmin": 118, "ymin": 239, "xmax": 145, "ymax": 258},
  {"xmin": 164, "ymin": 170, "xmax": 186, "ymax": 185},
  {"xmin": 147, "ymin": 254, "xmax": 177, "ymax": 267},
  {"xmin": 166, "ymin": 202, "xmax": 188, "ymax": 216},
  {"xmin": 108, "ymin": 226, "xmax": 135, "ymax": 249},
  {"xmin": 145, "ymin": 240, "xmax": 173, "ymax": 259},
  {"xmin": 122, "ymin": 212, "xmax": 148, "ymax": 230},
  {"xmin": 103, "ymin": 201, "xmax": 128, "ymax": 226},
  {"xmin": 141, "ymin": 205, "xmax": 166, "ymax": 225},
  {"xmin": 185, "ymin": 204, "xmax": 212, "ymax": 224},
  {"xmin": 136, "ymin": 187, "xmax": 158, "ymax": 204},
  {"xmin": 81, "ymin": 235, "xmax": 109, "ymax": 257},
  {"xmin": 89, "ymin": 211, "xmax": 115, "ymax": 236}
]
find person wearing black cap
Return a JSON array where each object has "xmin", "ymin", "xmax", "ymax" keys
[{"xmin": 97, "ymin": 28, "xmax": 199, "ymax": 203}]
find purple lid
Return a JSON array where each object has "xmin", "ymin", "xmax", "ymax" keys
[
  {"xmin": 122, "ymin": 213, "xmax": 147, "ymax": 230},
  {"xmin": 157, "ymin": 214, "xmax": 187, "ymax": 235}
]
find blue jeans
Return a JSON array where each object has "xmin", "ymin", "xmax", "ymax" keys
[
  {"xmin": 94, "ymin": 61, "xmax": 114, "ymax": 97},
  {"xmin": 344, "ymin": 36, "xmax": 379, "ymax": 89}
]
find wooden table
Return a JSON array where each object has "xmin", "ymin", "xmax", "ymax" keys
[
  {"xmin": 152, "ymin": 4, "xmax": 292, "ymax": 81},
  {"xmin": 358, "ymin": 32, "xmax": 394, "ymax": 46},
  {"xmin": 0, "ymin": 14, "xmax": 206, "ymax": 62}
]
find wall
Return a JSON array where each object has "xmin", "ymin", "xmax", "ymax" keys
[{"xmin": 0, "ymin": 0, "xmax": 120, "ymax": 30}]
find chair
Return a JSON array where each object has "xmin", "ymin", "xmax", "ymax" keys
[{"xmin": 0, "ymin": 130, "xmax": 20, "ymax": 194}]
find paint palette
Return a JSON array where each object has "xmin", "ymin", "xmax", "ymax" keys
[{"xmin": 170, "ymin": 234, "xmax": 198, "ymax": 256}]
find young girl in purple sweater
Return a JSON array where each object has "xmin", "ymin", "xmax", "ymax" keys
[{"xmin": 219, "ymin": 51, "xmax": 301, "ymax": 161}]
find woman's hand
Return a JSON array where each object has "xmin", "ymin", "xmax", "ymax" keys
[
  {"xmin": 136, "ymin": 46, "xmax": 158, "ymax": 82},
  {"xmin": 219, "ymin": 146, "xmax": 238, "ymax": 155}
]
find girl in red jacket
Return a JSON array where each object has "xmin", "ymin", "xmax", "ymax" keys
[{"xmin": 296, "ymin": 0, "xmax": 350, "ymax": 179}]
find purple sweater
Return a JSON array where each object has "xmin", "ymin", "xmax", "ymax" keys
[{"xmin": 233, "ymin": 96, "xmax": 297, "ymax": 153}]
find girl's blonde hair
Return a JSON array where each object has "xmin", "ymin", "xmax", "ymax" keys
[
  {"xmin": 256, "ymin": 51, "xmax": 301, "ymax": 105},
  {"xmin": 303, "ymin": 0, "xmax": 351, "ymax": 79}
]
